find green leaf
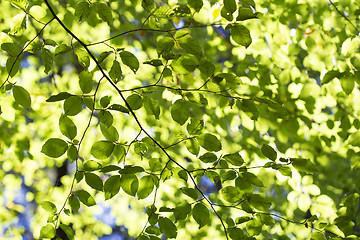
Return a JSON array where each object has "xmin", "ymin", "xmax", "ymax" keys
[
  {"xmin": 91, "ymin": 140, "xmax": 115, "ymax": 159},
  {"xmin": 39, "ymin": 224, "xmax": 56, "ymax": 239},
  {"xmin": 261, "ymin": 144, "xmax": 277, "ymax": 161},
  {"xmin": 187, "ymin": 118, "xmax": 204, "ymax": 135},
  {"xmin": 235, "ymin": 216, "xmax": 253, "ymax": 224},
  {"xmin": 75, "ymin": 48, "xmax": 90, "ymax": 69},
  {"xmin": 109, "ymin": 60, "xmax": 122, "ymax": 83},
  {"xmin": 6, "ymin": 56, "xmax": 20, "ymax": 77},
  {"xmin": 94, "ymin": 2, "xmax": 113, "ymax": 25},
  {"xmin": 170, "ymin": 55, "xmax": 198, "ymax": 74},
  {"xmin": 321, "ymin": 70, "xmax": 342, "ymax": 85},
  {"xmin": 29, "ymin": 5, "xmax": 47, "ymax": 20},
  {"xmin": 187, "ymin": 0, "xmax": 203, "ymax": 12},
  {"xmin": 137, "ymin": 175, "xmax": 155, "ymax": 199},
  {"xmin": 40, "ymin": 201, "xmax": 57, "ymax": 213},
  {"xmin": 199, "ymin": 152, "xmax": 218, "ymax": 163},
  {"xmin": 348, "ymin": 131, "xmax": 360, "ymax": 147},
  {"xmin": 113, "ymin": 145, "xmax": 126, "ymax": 163},
  {"xmin": 41, "ymin": 48, "xmax": 53, "ymax": 74},
  {"xmin": 310, "ymin": 232, "xmax": 326, "ymax": 240},
  {"xmin": 228, "ymin": 228, "xmax": 245, "ymax": 239},
  {"xmin": 69, "ymin": 195, "xmax": 80, "ymax": 212},
  {"xmin": 177, "ymin": 35, "xmax": 203, "ymax": 57},
  {"xmin": 59, "ymin": 224, "xmax": 74, "ymax": 240},
  {"xmin": 104, "ymin": 175, "xmax": 121, "ymax": 200},
  {"xmin": 85, "ymin": 172, "xmax": 103, "ymax": 191},
  {"xmin": 12, "ymin": 85, "xmax": 31, "ymax": 108},
  {"xmin": 236, "ymin": 7, "xmax": 261, "ymax": 21},
  {"xmin": 143, "ymin": 96, "xmax": 160, "ymax": 119},
  {"xmin": 120, "ymin": 51, "xmax": 139, "ymax": 73},
  {"xmin": 119, "ymin": 165, "xmax": 145, "ymax": 174},
  {"xmin": 46, "ymin": 92, "xmax": 72, "ymax": 102},
  {"xmin": 186, "ymin": 138, "xmax": 200, "ymax": 156},
  {"xmin": 171, "ymin": 99, "xmax": 190, "ymax": 125},
  {"xmin": 246, "ymin": 219, "xmax": 262, "ymax": 236},
  {"xmin": 324, "ymin": 224, "xmax": 345, "ymax": 238},
  {"xmin": 243, "ymin": 172, "xmax": 264, "ymax": 187},
  {"xmin": 223, "ymin": 152, "xmax": 244, "ymax": 166},
  {"xmin": 100, "ymin": 96, "xmax": 110, "ymax": 108},
  {"xmin": 126, "ymin": 94, "xmax": 143, "ymax": 110},
  {"xmin": 197, "ymin": 133, "xmax": 222, "ymax": 152},
  {"xmin": 230, "ymin": 25, "xmax": 252, "ymax": 48},
  {"xmin": 100, "ymin": 124, "xmax": 119, "ymax": 142},
  {"xmin": 157, "ymin": 37, "xmax": 174, "ymax": 57},
  {"xmin": 340, "ymin": 71, "xmax": 355, "ymax": 95},
  {"xmin": 55, "ymin": 44, "xmax": 72, "ymax": 55},
  {"xmin": 158, "ymin": 217, "xmax": 177, "ymax": 238},
  {"xmin": 6, "ymin": 0, "xmax": 28, "ymax": 10},
  {"xmin": 180, "ymin": 187, "xmax": 198, "ymax": 199},
  {"xmin": 248, "ymin": 194, "xmax": 271, "ymax": 211},
  {"xmin": 108, "ymin": 104, "xmax": 129, "ymax": 113},
  {"xmin": 9, "ymin": 13, "xmax": 26, "ymax": 35},
  {"xmin": 120, "ymin": 174, "xmax": 138, "ymax": 196},
  {"xmin": 75, "ymin": 190, "xmax": 96, "ymax": 206},
  {"xmin": 192, "ymin": 203, "xmax": 210, "ymax": 228},
  {"xmin": 98, "ymin": 110, "xmax": 113, "ymax": 127},
  {"xmin": 83, "ymin": 160, "xmax": 102, "ymax": 171},
  {"xmin": 64, "ymin": 96, "xmax": 83, "ymax": 116},
  {"xmin": 67, "ymin": 144, "xmax": 78, "ymax": 162},
  {"xmin": 142, "ymin": 0, "xmax": 156, "ymax": 12},
  {"xmin": 134, "ymin": 142, "xmax": 148, "ymax": 157},
  {"xmin": 198, "ymin": 59, "xmax": 215, "ymax": 77},
  {"xmin": 224, "ymin": 0, "xmax": 236, "ymax": 14},
  {"xmin": 291, "ymin": 158, "xmax": 317, "ymax": 174},
  {"xmin": 174, "ymin": 202, "xmax": 191, "ymax": 221},
  {"xmin": 239, "ymin": 99, "xmax": 258, "ymax": 120},
  {"xmin": 41, "ymin": 138, "xmax": 68, "ymax": 158},
  {"xmin": 59, "ymin": 114, "xmax": 77, "ymax": 140},
  {"xmin": 79, "ymin": 71, "xmax": 93, "ymax": 94},
  {"xmin": 75, "ymin": 0, "xmax": 90, "ymax": 22},
  {"xmin": 221, "ymin": 186, "xmax": 242, "ymax": 203}
]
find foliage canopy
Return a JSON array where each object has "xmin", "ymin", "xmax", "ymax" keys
[{"xmin": 1, "ymin": 0, "xmax": 360, "ymax": 239}]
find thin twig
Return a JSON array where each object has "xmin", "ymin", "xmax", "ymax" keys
[{"xmin": 329, "ymin": 0, "xmax": 360, "ymax": 35}]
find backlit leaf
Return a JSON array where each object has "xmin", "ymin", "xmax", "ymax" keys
[
  {"xmin": 197, "ymin": 133, "xmax": 222, "ymax": 152},
  {"xmin": 91, "ymin": 140, "xmax": 115, "ymax": 159},
  {"xmin": 158, "ymin": 217, "xmax": 177, "ymax": 238},
  {"xmin": 120, "ymin": 51, "xmax": 139, "ymax": 73},
  {"xmin": 75, "ymin": 190, "xmax": 96, "ymax": 206},
  {"xmin": 171, "ymin": 99, "xmax": 189, "ymax": 125},
  {"xmin": 12, "ymin": 85, "xmax": 31, "ymax": 108},
  {"xmin": 104, "ymin": 175, "xmax": 121, "ymax": 200},
  {"xmin": 192, "ymin": 203, "xmax": 210, "ymax": 228},
  {"xmin": 41, "ymin": 138, "xmax": 68, "ymax": 158}
]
